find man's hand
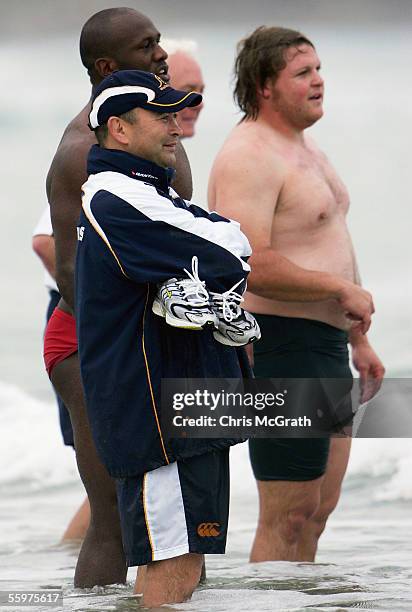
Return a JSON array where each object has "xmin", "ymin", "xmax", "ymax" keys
[
  {"xmin": 351, "ymin": 339, "xmax": 385, "ymax": 403},
  {"xmin": 337, "ymin": 282, "xmax": 375, "ymax": 334}
]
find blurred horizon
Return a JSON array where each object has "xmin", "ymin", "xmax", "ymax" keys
[{"xmin": 2, "ymin": 0, "xmax": 412, "ymax": 41}]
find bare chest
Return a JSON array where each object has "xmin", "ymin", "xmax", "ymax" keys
[{"xmin": 276, "ymin": 150, "xmax": 349, "ymax": 231}]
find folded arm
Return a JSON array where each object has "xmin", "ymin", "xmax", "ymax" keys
[
  {"xmin": 82, "ymin": 183, "xmax": 251, "ymax": 293},
  {"xmin": 210, "ymin": 148, "xmax": 374, "ymax": 332}
]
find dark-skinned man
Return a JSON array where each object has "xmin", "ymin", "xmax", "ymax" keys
[{"xmin": 44, "ymin": 7, "xmax": 193, "ymax": 588}]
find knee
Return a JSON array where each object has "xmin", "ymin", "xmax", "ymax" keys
[
  {"xmin": 280, "ymin": 500, "xmax": 320, "ymax": 544},
  {"xmin": 310, "ymin": 490, "xmax": 341, "ymax": 537},
  {"xmin": 260, "ymin": 498, "xmax": 320, "ymax": 545}
]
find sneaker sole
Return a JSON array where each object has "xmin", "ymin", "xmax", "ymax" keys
[
  {"xmin": 152, "ymin": 298, "xmax": 203, "ymax": 330},
  {"xmin": 153, "ymin": 299, "xmax": 219, "ymax": 330},
  {"xmin": 165, "ymin": 311, "xmax": 203, "ymax": 330},
  {"xmin": 167, "ymin": 307, "xmax": 218, "ymax": 330},
  {"xmin": 213, "ymin": 330, "xmax": 261, "ymax": 346}
]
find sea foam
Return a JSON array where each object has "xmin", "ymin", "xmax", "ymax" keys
[
  {"xmin": 1, "ymin": 380, "xmax": 412, "ymax": 502},
  {"xmin": 0, "ymin": 381, "xmax": 78, "ymax": 490}
]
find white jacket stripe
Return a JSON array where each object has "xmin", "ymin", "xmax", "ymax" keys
[{"xmin": 82, "ymin": 172, "xmax": 251, "ymax": 272}]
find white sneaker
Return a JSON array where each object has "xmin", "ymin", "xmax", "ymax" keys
[
  {"xmin": 210, "ymin": 280, "xmax": 261, "ymax": 346},
  {"xmin": 152, "ymin": 256, "xmax": 218, "ymax": 330}
]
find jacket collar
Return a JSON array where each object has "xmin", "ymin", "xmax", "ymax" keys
[{"xmin": 87, "ymin": 145, "xmax": 175, "ymax": 193}]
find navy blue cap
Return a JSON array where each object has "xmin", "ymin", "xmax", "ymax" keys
[{"xmin": 89, "ymin": 69, "xmax": 203, "ymax": 129}]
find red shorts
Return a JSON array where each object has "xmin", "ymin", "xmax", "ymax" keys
[{"xmin": 44, "ymin": 307, "xmax": 78, "ymax": 377}]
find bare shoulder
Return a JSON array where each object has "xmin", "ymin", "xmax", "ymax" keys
[
  {"xmin": 208, "ymin": 121, "xmax": 286, "ymax": 246},
  {"xmin": 46, "ymin": 106, "xmax": 94, "ymax": 201},
  {"xmin": 47, "ymin": 133, "xmax": 91, "ymax": 197},
  {"xmin": 210, "ymin": 120, "xmax": 288, "ymax": 202}
]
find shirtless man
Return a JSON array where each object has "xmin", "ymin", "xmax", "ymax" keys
[
  {"xmin": 38, "ymin": 39, "xmax": 204, "ymax": 549},
  {"xmin": 209, "ymin": 26, "xmax": 385, "ymax": 562},
  {"xmin": 45, "ymin": 7, "xmax": 192, "ymax": 587}
]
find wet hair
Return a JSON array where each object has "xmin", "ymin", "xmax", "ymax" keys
[
  {"xmin": 80, "ymin": 7, "xmax": 143, "ymax": 84},
  {"xmin": 234, "ymin": 26, "xmax": 314, "ymax": 120},
  {"xmin": 94, "ymin": 109, "xmax": 137, "ymax": 147}
]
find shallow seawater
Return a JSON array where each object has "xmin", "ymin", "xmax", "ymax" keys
[
  {"xmin": 2, "ymin": 543, "xmax": 412, "ymax": 611},
  {"xmin": 1, "ymin": 386, "xmax": 412, "ymax": 612}
]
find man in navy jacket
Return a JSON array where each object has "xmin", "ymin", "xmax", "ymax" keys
[{"xmin": 76, "ymin": 70, "xmax": 251, "ymax": 607}]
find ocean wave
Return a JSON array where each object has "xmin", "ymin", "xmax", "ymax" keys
[
  {"xmin": 346, "ymin": 439, "xmax": 412, "ymax": 501},
  {"xmin": 1, "ymin": 380, "xmax": 412, "ymax": 502},
  {"xmin": 0, "ymin": 381, "xmax": 78, "ymax": 491}
]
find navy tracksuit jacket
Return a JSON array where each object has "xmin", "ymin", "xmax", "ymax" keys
[{"xmin": 76, "ymin": 145, "xmax": 251, "ymax": 477}]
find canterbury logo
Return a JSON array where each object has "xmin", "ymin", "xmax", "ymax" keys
[{"xmin": 197, "ymin": 522, "xmax": 221, "ymax": 537}]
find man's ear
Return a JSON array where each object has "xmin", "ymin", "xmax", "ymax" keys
[
  {"xmin": 107, "ymin": 117, "xmax": 129, "ymax": 145},
  {"xmin": 94, "ymin": 57, "xmax": 118, "ymax": 79},
  {"xmin": 259, "ymin": 77, "xmax": 275, "ymax": 100}
]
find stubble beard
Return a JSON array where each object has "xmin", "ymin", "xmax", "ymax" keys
[
  {"xmin": 270, "ymin": 85, "xmax": 321, "ymax": 127},
  {"xmin": 278, "ymin": 100, "xmax": 322, "ymax": 131}
]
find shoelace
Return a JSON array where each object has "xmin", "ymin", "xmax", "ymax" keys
[
  {"xmin": 211, "ymin": 279, "xmax": 245, "ymax": 323},
  {"xmin": 181, "ymin": 256, "xmax": 210, "ymax": 305}
]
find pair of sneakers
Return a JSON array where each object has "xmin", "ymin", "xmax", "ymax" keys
[{"xmin": 152, "ymin": 256, "xmax": 261, "ymax": 347}]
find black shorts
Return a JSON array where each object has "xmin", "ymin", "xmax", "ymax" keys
[
  {"xmin": 249, "ymin": 314, "xmax": 352, "ymax": 482},
  {"xmin": 116, "ymin": 449, "xmax": 229, "ymax": 567}
]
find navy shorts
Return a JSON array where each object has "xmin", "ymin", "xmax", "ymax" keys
[
  {"xmin": 116, "ymin": 449, "xmax": 230, "ymax": 567},
  {"xmin": 249, "ymin": 314, "xmax": 352, "ymax": 482}
]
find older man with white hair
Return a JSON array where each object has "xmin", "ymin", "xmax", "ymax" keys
[{"xmin": 162, "ymin": 39, "xmax": 205, "ymax": 138}]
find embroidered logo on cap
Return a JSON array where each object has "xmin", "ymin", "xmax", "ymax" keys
[{"xmin": 154, "ymin": 75, "xmax": 170, "ymax": 91}]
